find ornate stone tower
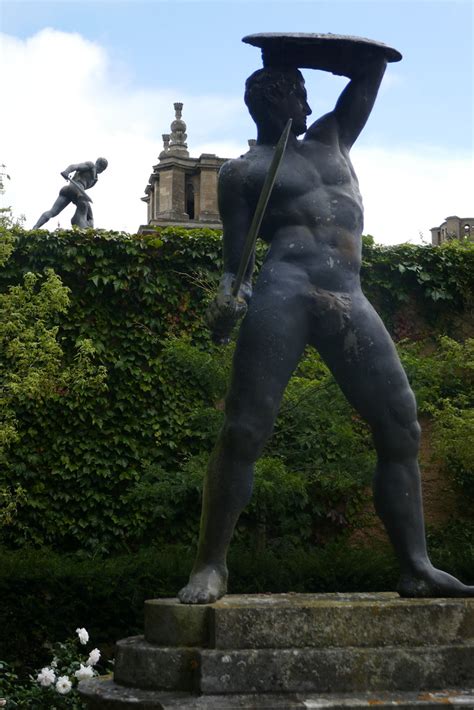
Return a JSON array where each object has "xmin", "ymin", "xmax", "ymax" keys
[{"xmin": 140, "ymin": 103, "xmax": 228, "ymax": 231}]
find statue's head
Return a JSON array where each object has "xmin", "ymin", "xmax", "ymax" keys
[
  {"xmin": 244, "ymin": 67, "xmax": 311, "ymax": 136},
  {"xmin": 95, "ymin": 157, "xmax": 108, "ymax": 173}
]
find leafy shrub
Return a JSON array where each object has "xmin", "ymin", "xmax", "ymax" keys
[
  {"xmin": 361, "ymin": 237, "xmax": 474, "ymax": 335},
  {"xmin": 0, "ymin": 541, "xmax": 402, "ymax": 674},
  {"xmin": 431, "ymin": 401, "xmax": 474, "ymax": 498},
  {"xmin": 0, "ymin": 627, "xmax": 104, "ymax": 709},
  {"xmin": 0, "ymin": 267, "xmax": 106, "ymax": 463},
  {"xmin": 398, "ymin": 336, "xmax": 474, "ymax": 411},
  {"xmin": 0, "ymin": 227, "xmax": 472, "ymax": 555},
  {"xmin": 0, "ymin": 226, "xmax": 473, "ymax": 677}
]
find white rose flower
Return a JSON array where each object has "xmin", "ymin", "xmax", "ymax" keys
[
  {"xmin": 37, "ymin": 667, "xmax": 56, "ymax": 687},
  {"xmin": 55, "ymin": 676, "xmax": 72, "ymax": 695},
  {"xmin": 86, "ymin": 648, "xmax": 101, "ymax": 666},
  {"xmin": 75, "ymin": 627, "xmax": 89, "ymax": 645},
  {"xmin": 74, "ymin": 663, "xmax": 94, "ymax": 680},
  {"xmin": 0, "ymin": 698, "xmax": 7, "ymax": 706}
]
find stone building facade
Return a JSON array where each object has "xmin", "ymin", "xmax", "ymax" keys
[
  {"xmin": 430, "ymin": 215, "xmax": 474, "ymax": 245},
  {"xmin": 139, "ymin": 103, "xmax": 228, "ymax": 232}
]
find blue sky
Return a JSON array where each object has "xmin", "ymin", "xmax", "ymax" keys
[{"xmin": 1, "ymin": 0, "xmax": 473, "ymax": 242}]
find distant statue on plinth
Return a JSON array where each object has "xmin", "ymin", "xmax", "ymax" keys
[
  {"xmin": 33, "ymin": 157, "xmax": 108, "ymax": 229},
  {"xmin": 178, "ymin": 33, "xmax": 474, "ymax": 605}
]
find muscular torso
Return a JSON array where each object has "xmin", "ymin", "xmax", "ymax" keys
[
  {"xmin": 73, "ymin": 163, "xmax": 97, "ymax": 190},
  {"xmin": 224, "ymin": 124, "xmax": 364, "ymax": 293}
]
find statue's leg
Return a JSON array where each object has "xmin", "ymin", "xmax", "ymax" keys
[
  {"xmin": 33, "ymin": 194, "xmax": 70, "ymax": 229},
  {"xmin": 85, "ymin": 204, "xmax": 94, "ymax": 228},
  {"xmin": 179, "ymin": 276, "xmax": 308, "ymax": 604},
  {"xmin": 71, "ymin": 199, "xmax": 90, "ymax": 228},
  {"xmin": 312, "ymin": 290, "xmax": 474, "ymax": 597}
]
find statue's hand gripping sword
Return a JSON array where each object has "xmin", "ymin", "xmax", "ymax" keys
[{"xmin": 209, "ymin": 118, "xmax": 292, "ymax": 344}]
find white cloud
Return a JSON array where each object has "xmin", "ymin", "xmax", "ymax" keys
[
  {"xmin": 1, "ymin": 28, "xmax": 472, "ymax": 245},
  {"xmin": 353, "ymin": 145, "xmax": 474, "ymax": 244},
  {"xmin": 0, "ymin": 28, "xmax": 242, "ymax": 232}
]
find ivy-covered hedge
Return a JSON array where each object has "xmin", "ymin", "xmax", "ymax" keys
[
  {"xmin": 3, "ymin": 533, "xmax": 474, "ymax": 674},
  {"xmin": 0, "ymin": 227, "xmax": 473, "ymax": 555},
  {"xmin": 1, "ymin": 227, "xmax": 473, "ymax": 674},
  {"xmin": 361, "ymin": 236, "xmax": 474, "ymax": 339}
]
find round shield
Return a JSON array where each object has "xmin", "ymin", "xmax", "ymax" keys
[{"xmin": 242, "ymin": 33, "xmax": 402, "ymax": 75}]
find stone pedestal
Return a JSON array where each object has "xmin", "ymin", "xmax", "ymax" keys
[{"xmin": 79, "ymin": 593, "xmax": 474, "ymax": 709}]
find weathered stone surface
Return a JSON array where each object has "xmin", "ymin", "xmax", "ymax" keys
[
  {"xmin": 114, "ymin": 637, "xmax": 199, "ymax": 691},
  {"xmin": 198, "ymin": 644, "xmax": 474, "ymax": 694},
  {"xmin": 212, "ymin": 595, "xmax": 474, "ymax": 649},
  {"xmin": 79, "ymin": 678, "xmax": 301, "ymax": 709},
  {"xmin": 80, "ymin": 595, "xmax": 474, "ymax": 708},
  {"xmin": 143, "ymin": 594, "xmax": 474, "ymax": 650},
  {"xmin": 78, "ymin": 679, "xmax": 474, "ymax": 709},
  {"xmin": 79, "ymin": 676, "xmax": 188, "ymax": 709},
  {"xmin": 301, "ymin": 692, "xmax": 474, "ymax": 708},
  {"xmin": 145, "ymin": 600, "xmax": 210, "ymax": 647}
]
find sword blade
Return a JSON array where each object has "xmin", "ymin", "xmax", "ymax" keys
[{"xmin": 231, "ymin": 118, "xmax": 292, "ymax": 298}]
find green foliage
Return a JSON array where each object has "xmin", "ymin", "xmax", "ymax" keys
[
  {"xmin": 0, "ymin": 264, "xmax": 106, "ymax": 469},
  {"xmin": 0, "ymin": 542, "xmax": 401, "ymax": 673},
  {"xmin": 0, "ymin": 227, "xmax": 223, "ymax": 552},
  {"xmin": 0, "ymin": 486, "xmax": 26, "ymax": 528},
  {"xmin": 229, "ymin": 540, "xmax": 400, "ymax": 595},
  {"xmin": 396, "ymin": 336, "xmax": 474, "ymax": 501},
  {"xmin": 431, "ymin": 402, "xmax": 474, "ymax": 498},
  {"xmin": 0, "ymin": 230, "xmax": 14, "ymax": 267},
  {"xmin": 245, "ymin": 457, "xmax": 311, "ymax": 549},
  {"xmin": 361, "ymin": 238, "xmax": 474, "ymax": 337},
  {"xmin": 122, "ymin": 460, "xmax": 204, "ymax": 546},
  {"xmin": 267, "ymin": 354, "xmax": 375, "ymax": 534},
  {"xmin": 398, "ymin": 336, "xmax": 474, "ymax": 411},
  {"xmin": 0, "ymin": 545, "xmax": 195, "ymax": 674},
  {"xmin": 1, "ymin": 226, "xmax": 473, "ymax": 683},
  {"xmin": 153, "ymin": 336, "xmax": 229, "ymax": 464},
  {"xmin": 0, "ymin": 226, "xmax": 473, "ymax": 556},
  {"xmin": 395, "ymin": 335, "xmax": 474, "ymax": 522},
  {"xmin": 0, "ymin": 628, "xmax": 104, "ymax": 709}
]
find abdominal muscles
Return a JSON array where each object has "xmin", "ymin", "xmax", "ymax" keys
[{"xmin": 259, "ymin": 183, "xmax": 364, "ymax": 290}]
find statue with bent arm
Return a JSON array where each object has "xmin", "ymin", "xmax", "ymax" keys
[
  {"xmin": 179, "ymin": 34, "xmax": 474, "ymax": 604},
  {"xmin": 33, "ymin": 157, "xmax": 108, "ymax": 230}
]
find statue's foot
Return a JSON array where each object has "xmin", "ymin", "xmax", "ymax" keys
[
  {"xmin": 398, "ymin": 565, "xmax": 474, "ymax": 598},
  {"xmin": 178, "ymin": 564, "xmax": 228, "ymax": 605}
]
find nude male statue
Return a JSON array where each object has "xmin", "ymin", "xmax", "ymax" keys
[
  {"xmin": 179, "ymin": 38, "xmax": 474, "ymax": 604},
  {"xmin": 33, "ymin": 157, "xmax": 108, "ymax": 229}
]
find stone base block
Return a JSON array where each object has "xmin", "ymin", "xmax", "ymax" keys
[
  {"xmin": 79, "ymin": 594, "xmax": 474, "ymax": 709},
  {"xmin": 199, "ymin": 644, "xmax": 474, "ymax": 694},
  {"xmin": 114, "ymin": 637, "xmax": 199, "ymax": 691},
  {"xmin": 145, "ymin": 593, "xmax": 474, "ymax": 649},
  {"xmin": 79, "ymin": 680, "xmax": 474, "ymax": 709},
  {"xmin": 111, "ymin": 636, "xmax": 474, "ymax": 694}
]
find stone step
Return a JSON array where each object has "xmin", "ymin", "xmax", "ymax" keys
[
  {"xmin": 78, "ymin": 679, "xmax": 474, "ymax": 709},
  {"xmin": 114, "ymin": 636, "xmax": 474, "ymax": 694},
  {"xmin": 144, "ymin": 594, "xmax": 474, "ymax": 650},
  {"xmin": 199, "ymin": 644, "xmax": 474, "ymax": 694}
]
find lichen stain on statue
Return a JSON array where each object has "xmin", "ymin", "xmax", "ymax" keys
[
  {"xmin": 33, "ymin": 157, "xmax": 108, "ymax": 229},
  {"xmin": 176, "ymin": 33, "xmax": 474, "ymax": 605}
]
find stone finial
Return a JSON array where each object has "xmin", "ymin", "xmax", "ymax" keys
[
  {"xmin": 159, "ymin": 133, "xmax": 171, "ymax": 159},
  {"xmin": 248, "ymin": 139, "xmax": 257, "ymax": 147},
  {"xmin": 169, "ymin": 102, "xmax": 189, "ymax": 156}
]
